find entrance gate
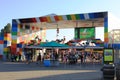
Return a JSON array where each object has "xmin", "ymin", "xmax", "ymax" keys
[{"xmin": 11, "ymin": 12, "xmax": 108, "ymax": 59}]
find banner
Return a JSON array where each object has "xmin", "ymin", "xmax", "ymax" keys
[
  {"xmin": 74, "ymin": 27, "xmax": 95, "ymax": 39},
  {"xmin": 80, "ymin": 27, "xmax": 95, "ymax": 39}
]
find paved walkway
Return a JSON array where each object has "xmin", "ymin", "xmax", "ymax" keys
[{"xmin": 0, "ymin": 61, "xmax": 103, "ymax": 80}]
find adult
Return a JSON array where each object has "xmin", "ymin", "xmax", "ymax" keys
[{"xmin": 36, "ymin": 53, "xmax": 41, "ymax": 64}]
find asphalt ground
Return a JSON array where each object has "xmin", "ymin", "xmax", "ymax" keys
[{"xmin": 0, "ymin": 61, "xmax": 104, "ymax": 80}]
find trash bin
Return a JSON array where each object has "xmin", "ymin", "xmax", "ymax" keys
[
  {"xmin": 102, "ymin": 64, "xmax": 115, "ymax": 79},
  {"xmin": 116, "ymin": 63, "xmax": 120, "ymax": 80},
  {"xmin": 44, "ymin": 59, "xmax": 51, "ymax": 67}
]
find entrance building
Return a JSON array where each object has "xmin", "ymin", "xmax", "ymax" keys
[{"xmin": 11, "ymin": 11, "xmax": 108, "ymax": 55}]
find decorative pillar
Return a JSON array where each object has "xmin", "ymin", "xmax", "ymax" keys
[
  {"xmin": 0, "ymin": 36, "xmax": 4, "ymax": 60},
  {"xmin": 11, "ymin": 20, "xmax": 18, "ymax": 54},
  {"xmin": 104, "ymin": 16, "xmax": 108, "ymax": 43}
]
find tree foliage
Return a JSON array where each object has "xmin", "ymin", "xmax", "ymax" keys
[
  {"xmin": 0, "ymin": 29, "xmax": 4, "ymax": 36},
  {"xmin": 4, "ymin": 23, "xmax": 11, "ymax": 33},
  {"xmin": 0, "ymin": 23, "xmax": 11, "ymax": 36}
]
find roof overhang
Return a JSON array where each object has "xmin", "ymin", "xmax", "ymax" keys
[{"xmin": 13, "ymin": 11, "xmax": 108, "ymax": 29}]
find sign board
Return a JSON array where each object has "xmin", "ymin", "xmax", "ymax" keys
[
  {"xmin": 80, "ymin": 27, "xmax": 95, "ymax": 39},
  {"xmin": 74, "ymin": 27, "xmax": 95, "ymax": 39},
  {"xmin": 103, "ymin": 48, "xmax": 114, "ymax": 64}
]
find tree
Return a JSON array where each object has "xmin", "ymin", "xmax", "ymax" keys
[
  {"xmin": 4, "ymin": 23, "xmax": 11, "ymax": 33},
  {"xmin": 0, "ymin": 23, "xmax": 11, "ymax": 37},
  {"xmin": 0, "ymin": 28, "xmax": 4, "ymax": 36}
]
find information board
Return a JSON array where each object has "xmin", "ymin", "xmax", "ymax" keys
[{"xmin": 103, "ymin": 48, "xmax": 114, "ymax": 64}]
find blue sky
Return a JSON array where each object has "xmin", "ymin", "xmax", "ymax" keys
[{"xmin": 0, "ymin": 0, "xmax": 120, "ymax": 41}]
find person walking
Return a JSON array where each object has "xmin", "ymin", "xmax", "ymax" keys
[
  {"xmin": 36, "ymin": 53, "xmax": 41, "ymax": 64},
  {"xmin": 80, "ymin": 53, "xmax": 83, "ymax": 64}
]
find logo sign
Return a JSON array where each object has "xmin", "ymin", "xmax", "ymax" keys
[
  {"xmin": 74, "ymin": 27, "xmax": 95, "ymax": 39},
  {"xmin": 80, "ymin": 27, "xmax": 95, "ymax": 39}
]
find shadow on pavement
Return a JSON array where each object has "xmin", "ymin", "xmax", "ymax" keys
[
  {"xmin": 0, "ymin": 61, "xmax": 103, "ymax": 72},
  {"xmin": 18, "ymin": 71, "xmax": 102, "ymax": 80},
  {"xmin": 0, "ymin": 61, "xmax": 104, "ymax": 80}
]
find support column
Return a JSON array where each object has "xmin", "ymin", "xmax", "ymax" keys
[
  {"xmin": 11, "ymin": 20, "xmax": 18, "ymax": 54},
  {"xmin": 104, "ymin": 16, "xmax": 108, "ymax": 43},
  {"xmin": 3, "ymin": 33, "xmax": 11, "ymax": 61}
]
